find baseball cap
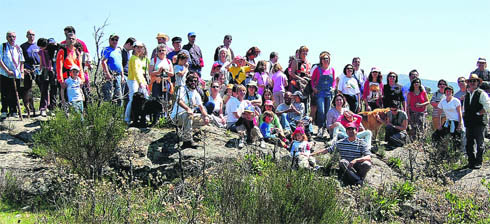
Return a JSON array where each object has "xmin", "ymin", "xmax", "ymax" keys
[
  {"xmin": 109, "ymin": 34, "xmax": 119, "ymax": 40},
  {"xmin": 70, "ymin": 65, "xmax": 80, "ymax": 71},
  {"xmin": 188, "ymin": 32, "xmax": 196, "ymax": 37},
  {"xmin": 172, "ymin": 36, "xmax": 182, "ymax": 43}
]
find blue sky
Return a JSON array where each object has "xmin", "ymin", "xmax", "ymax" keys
[{"xmin": 2, "ymin": 0, "xmax": 489, "ymax": 82}]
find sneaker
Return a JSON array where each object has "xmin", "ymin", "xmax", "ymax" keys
[
  {"xmin": 473, "ymin": 164, "xmax": 482, "ymax": 169},
  {"xmin": 182, "ymin": 141, "xmax": 198, "ymax": 149},
  {"xmin": 237, "ymin": 138, "xmax": 244, "ymax": 149},
  {"xmin": 40, "ymin": 110, "xmax": 47, "ymax": 117},
  {"xmin": 0, "ymin": 112, "xmax": 6, "ymax": 119},
  {"xmin": 11, "ymin": 113, "xmax": 19, "ymax": 118},
  {"xmin": 260, "ymin": 140, "xmax": 266, "ymax": 148},
  {"xmin": 317, "ymin": 128, "xmax": 324, "ymax": 137}
]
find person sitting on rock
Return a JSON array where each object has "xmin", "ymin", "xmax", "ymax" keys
[
  {"xmin": 170, "ymin": 73, "xmax": 210, "ymax": 149},
  {"xmin": 312, "ymin": 122, "xmax": 372, "ymax": 186},
  {"xmin": 329, "ymin": 110, "xmax": 373, "ymax": 151},
  {"xmin": 376, "ymin": 100, "xmax": 408, "ymax": 150},
  {"xmin": 289, "ymin": 126, "xmax": 317, "ymax": 169},
  {"xmin": 235, "ymin": 105, "xmax": 265, "ymax": 148},
  {"xmin": 276, "ymin": 91, "xmax": 313, "ymax": 137},
  {"xmin": 260, "ymin": 110, "xmax": 288, "ymax": 148}
]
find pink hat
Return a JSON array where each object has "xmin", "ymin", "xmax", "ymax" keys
[
  {"xmin": 264, "ymin": 100, "xmax": 274, "ymax": 106},
  {"xmin": 212, "ymin": 62, "xmax": 222, "ymax": 69},
  {"xmin": 234, "ymin": 55, "xmax": 244, "ymax": 61},
  {"xmin": 292, "ymin": 126, "xmax": 305, "ymax": 136},
  {"xmin": 345, "ymin": 122, "xmax": 358, "ymax": 130}
]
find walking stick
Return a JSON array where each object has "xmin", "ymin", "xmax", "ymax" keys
[{"xmin": 12, "ymin": 78, "xmax": 23, "ymax": 121}]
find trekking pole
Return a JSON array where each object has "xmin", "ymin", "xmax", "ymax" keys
[{"xmin": 12, "ymin": 78, "xmax": 23, "ymax": 121}]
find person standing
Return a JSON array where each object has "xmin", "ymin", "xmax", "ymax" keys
[
  {"xmin": 338, "ymin": 64, "xmax": 361, "ymax": 113},
  {"xmin": 56, "ymin": 34, "xmax": 85, "ymax": 103},
  {"xmin": 167, "ymin": 36, "xmax": 190, "ymax": 63},
  {"xmin": 472, "ymin": 57, "xmax": 490, "ymax": 81},
  {"xmin": 0, "ymin": 31, "xmax": 24, "ymax": 118},
  {"xmin": 124, "ymin": 41, "xmax": 150, "ymax": 124},
  {"xmin": 463, "ymin": 74, "xmax": 490, "ymax": 169},
  {"xmin": 430, "ymin": 79, "xmax": 448, "ymax": 131},
  {"xmin": 454, "ymin": 76, "xmax": 467, "ymax": 103},
  {"xmin": 151, "ymin": 33, "xmax": 171, "ymax": 60},
  {"xmin": 311, "ymin": 51, "xmax": 335, "ymax": 135},
  {"xmin": 183, "ymin": 32, "xmax": 203, "ymax": 77},
  {"xmin": 213, "ymin": 35, "xmax": 234, "ymax": 62},
  {"xmin": 101, "ymin": 34, "xmax": 124, "ymax": 106},
  {"xmin": 20, "ymin": 30, "xmax": 40, "ymax": 115},
  {"xmin": 352, "ymin": 57, "xmax": 366, "ymax": 93}
]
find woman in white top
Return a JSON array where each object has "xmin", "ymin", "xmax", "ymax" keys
[
  {"xmin": 433, "ymin": 86, "xmax": 463, "ymax": 145},
  {"xmin": 149, "ymin": 44, "xmax": 174, "ymax": 99},
  {"xmin": 338, "ymin": 64, "xmax": 360, "ymax": 113}
]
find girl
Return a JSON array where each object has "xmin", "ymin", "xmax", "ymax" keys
[
  {"xmin": 253, "ymin": 60, "xmax": 270, "ymax": 95},
  {"xmin": 271, "ymin": 63, "xmax": 288, "ymax": 107},
  {"xmin": 260, "ymin": 111, "xmax": 288, "ymax": 148},
  {"xmin": 289, "ymin": 126, "xmax": 317, "ymax": 169},
  {"xmin": 173, "ymin": 52, "xmax": 189, "ymax": 89},
  {"xmin": 363, "ymin": 67, "xmax": 383, "ymax": 111}
]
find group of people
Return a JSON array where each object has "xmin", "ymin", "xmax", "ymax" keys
[{"xmin": 1, "ymin": 26, "xmax": 489, "ymax": 185}]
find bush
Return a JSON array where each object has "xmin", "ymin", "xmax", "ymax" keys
[
  {"xmin": 393, "ymin": 181, "xmax": 416, "ymax": 201},
  {"xmin": 359, "ymin": 186, "xmax": 399, "ymax": 222},
  {"xmin": 204, "ymin": 156, "xmax": 345, "ymax": 223},
  {"xmin": 0, "ymin": 171, "xmax": 25, "ymax": 207},
  {"xmin": 387, "ymin": 157, "xmax": 403, "ymax": 170},
  {"xmin": 32, "ymin": 102, "xmax": 126, "ymax": 179}
]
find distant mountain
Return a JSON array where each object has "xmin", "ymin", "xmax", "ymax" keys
[{"xmin": 397, "ymin": 74, "xmax": 458, "ymax": 93}]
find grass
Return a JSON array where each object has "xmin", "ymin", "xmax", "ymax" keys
[{"xmin": 0, "ymin": 202, "xmax": 40, "ymax": 224}]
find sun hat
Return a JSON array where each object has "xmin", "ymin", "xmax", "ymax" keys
[
  {"xmin": 133, "ymin": 41, "xmax": 144, "ymax": 47},
  {"xmin": 467, "ymin": 73, "xmax": 483, "ymax": 84},
  {"xmin": 156, "ymin": 33, "xmax": 169, "ymax": 41},
  {"xmin": 371, "ymin": 67, "xmax": 381, "ymax": 73},
  {"xmin": 244, "ymin": 105, "xmax": 255, "ymax": 113},
  {"xmin": 292, "ymin": 91, "xmax": 304, "ymax": 99}
]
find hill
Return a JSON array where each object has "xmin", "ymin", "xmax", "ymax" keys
[{"xmin": 397, "ymin": 74, "xmax": 458, "ymax": 93}]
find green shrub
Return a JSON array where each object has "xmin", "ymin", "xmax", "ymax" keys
[
  {"xmin": 204, "ymin": 160, "xmax": 345, "ymax": 223},
  {"xmin": 387, "ymin": 157, "xmax": 403, "ymax": 170},
  {"xmin": 393, "ymin": 181, "xmax": 416, "ymax": 201},
  {"xmin": 32, "ymin": 103, "xmax": 126, "ymax": 179},
  {"xmin": 359, "ymin": 186, "xmax": 399, "ymax": 222},
  {"xmin": 445, "ymin": 192, "xmax": 481, "ymax": 223},
  {"xmin": 0, "ymin": 172, "xmax": 25, "ymax": 207}
]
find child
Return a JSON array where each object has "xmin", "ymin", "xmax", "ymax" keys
[
  {"xmin": 289, "ymin": 126, "xmax": 317, "ymax": 169},
  {"xmin": 63, "ymin": 65, "xmax": 85, "ymax": 114},
  {"xmin": 290, "ymin": 91, "xmax": 313, "ymax": 137},
  {"xmin": 173, "ymin": 52, "xmax": 189, "ymax": 89},
  {"xmin": 226, "ymin": 55, "xmax": 252, "ymax": 85},
  {"xmin": 235, "ymin": 105, "xmax": 265, "ymax": 148},
  {"xmin": 260, "ymin": 111, "xmax": 287, "ymax": 148}
]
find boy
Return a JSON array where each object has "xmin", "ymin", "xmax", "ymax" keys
[
  {"xmin": 260, "ymin": 111, "xmax": 287, "ymax": 148},
  {"xmin": 64, "ymin": 65, "xmax": 85, "ymax": 113}
]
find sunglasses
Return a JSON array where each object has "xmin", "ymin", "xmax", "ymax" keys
[
  {"xmin": 189, "ymin": 79, "xmax": 198, "ymax": 83},
  {"xmin": 388, "ymin": 75, "xmax": 396, "ymax": 78},
  {"xmin": 458, "ymin": 80, "xmax": 465, "ymax": 83},
  {"xmin": 322, "ymin": 57, "xmax": 330, "ymax": 60},
  {"xmin": 7, "ymin": 36, "xmax": 16, "ymax": 38},
  {"xmin": 347, "ymin": 67, "xmax": 354, "ymax": 70},
  {"xmin": 111, "ymin": 38, "xmax": 119, "ymax": 41},
  {"xmin": 158, "ymin": 50, "xmax": 166, "ymax": 52},
  {"xmin": 212, "ymin": 86, "xmax": 219, "ymax": 89},
  {"xmin": 469, "ymin": 79, "xmax": 479, "ymax": 83},
  {"xmin": 414, "ymin": 82, "xmax": 421, "ymax": 84},
  {"xmin": 438, "ymin": 83, "xmax": 447, "ymax": 86}
]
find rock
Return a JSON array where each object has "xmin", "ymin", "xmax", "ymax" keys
[{"xmin": 364, "ymin": 157, "xmax": 402, "ymax": 188}]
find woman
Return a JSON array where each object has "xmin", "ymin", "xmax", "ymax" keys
[
  {"xmin": 383, "ymin": 71, "xmax": 405, "ymax": 110},
  {"xmin": 406, "ymin": 78, "xmax": 429, "ymax": 138},
  {"xmin": 253, "ymin": 60, "xmax": 271, "ymax": 95},
  {"xmin": 430, "ymin": 79, "xmax": 448, "ymax": 130},
  {"xmin": 245, "ymin": 81, "xmax": 262, "ymax": 114},
  {"xmin": 311, "ymin": 51, "xmax": 335, "ymax": 136},
  {"xmin": 362, "ymin": 67, "xmax": 383, "ymax": 111},
  {"xmin": 124, "ymin": 41, "xmax": 150, "ymax": 124},
  {"xmin": 271, "ymin": 63, "xmax": 288, "ymax": 107},
  {"xmin": 244, "ymin": 46, "xmax": 261, "ymax": 85},
  {"xmin": 325, "ymin": 94, "xmax": 349, "ymax": 138},
  {"xmin": 338, "ymin": 64, "xmax": 360, "ymax": 113},
  {"xmin": 149, "ymin": 44, "xmax": 174, "ymax": 99},
  {"xmin": 36, "ymin": 38, "xmax": 54, "ymax": 117},
  {"xmin": 432, "ymin": 86, "xmax": 463, "ymax": 146},
  {"xmin": 289, "ymin": 46, "xmax": 311, "ymax": 93},
  {"xmin": 205, "ymin": 81, "xmax": 226, "ymax": 128},
  {"xmin": 216, "ymin": 48, "xmax": 231, "ymax": 84}
]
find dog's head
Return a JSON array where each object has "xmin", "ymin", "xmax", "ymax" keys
[
  {"xmin": 132, "ymin": 92, "xmax": 146, "ymax": 108},
  {"xmin": 144, "ymin": 97, "xmax": 163, "ymax": 114}
]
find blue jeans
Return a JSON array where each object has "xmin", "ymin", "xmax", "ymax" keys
[
  {"xmin": 102, "ymin": 74, "xmax": 123, "ymax": 106},
  {"xmin": 316, "ymin": 94, "xmax": 332, "ymax": 128},
  {"xmin": 280, "ymin": 113, "xmax": 291, "ymax": 132},
  {"xmin": 204, "ymin": 101, "xmax": 215, "ymax": 115}
]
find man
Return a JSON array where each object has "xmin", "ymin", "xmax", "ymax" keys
[
  {"xmin": 454, "ymin": 76, "xmax": 466, "ymax": 102},
  {"xmin": 213, "ymin": 35, "xmax": 234, "ymax": 62},
  {"xmin": 377, "ymin": 100, "xmax": 408, "ymax": 150},
  {"xmin": 183, "ymin": 32, "xmax": 203, "ymax": 77},
  {"xmin": 352, "ymin": 57, "xmax": 366, "ymax": 92},
  {"xmin": 170, "ymin": 74, "xmax": 210, "ymax": 149},
  {"xmin": 402, "ymin": 69, "xmax": 425, "ymax": 100},
  {"xmin": 20, "ymin": 30, "xmax": 40, "ymax": 115},
  {"xmin": 101, "ymin": 34, "xmax": 124, "ymax": 105},
  {"xmin": 312, "ymin": 122, "xmax": 372, "ymax": 185},
  {"xmin": 225, "ymin": 84, "xmax": 249, "ymax": 131},
  {"xmin": 60, "ymin": 26, "xmax": 90, "ymax": 70},
  {"xmin": 472, "ymin": 57, "xmax": 490, "ymax": 81},
  {"xmin": 151, "ymin": 33, "xmax": 171, "ymax": 60},
  {"xmin": 0, "ymin": 31, "xmax": 24, "ymax": 118},
  {"xmin": 463, "ymin": 74, "xmax": 490, "ymax": 169},
  {"xmin": 121, "ymin": 37, "xmax": 135, "ymax": 77},
  {"xmin": 266, "ymin": 52, "xmax": 278, "ymax": 74},
  {"xmin": 167, "ymin": 36, "xmax": 190, "ymax": 63},
  {"xmin": 56, "ymin": 33, "xmax": 84, "ymax": 92}
]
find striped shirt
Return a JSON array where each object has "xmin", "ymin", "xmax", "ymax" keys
[{"xmin": 330, "ymin": 137, "xmax": 371, "ymax": 162}]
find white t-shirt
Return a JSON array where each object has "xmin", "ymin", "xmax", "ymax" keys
[
  {"xmin": 171, "ymin": 87, "xmax": 202, "ymax": 119},
  {"xmin": 150, "ymin": 57, "xmax": 172, "ymax": 72},
  {"xmin": 225, "ymin": 97, "xmax": 247, "ymax": 123},
  {"xmin": 209, "ymin": 94, "xmax": 223, "ymax": 113},
  {"xmin": 437, "ymin": 97, "xmax": 461, "ymax": 121},
  {"xmin": 65, "ymin": 77, "xmax": 84, "ymax": 102},
  {"xmin": 338, "ymin": 75, "xmax": 360, "ymax": 96}
]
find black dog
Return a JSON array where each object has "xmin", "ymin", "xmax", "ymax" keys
[
  {"xmin": 130, "ymin": 93, "xmax": 164, "ymax": 128},
  {"xmin": 144, "ymin": 97, "xmax": 163, "ymax": 126},
  {"xmin": 130, "ymin": 92, "xmax": 147, "ymax": 127},
  {"xmin": 20, "ymin": 73, "xmax": 35, "ymax": 117}
]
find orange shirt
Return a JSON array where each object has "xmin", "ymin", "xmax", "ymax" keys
[{"xmin": 56, "ymin": 47, "xmax": 83, "ymax": 83}]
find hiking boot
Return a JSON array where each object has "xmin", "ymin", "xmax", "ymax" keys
[
  {"xmin": 0, "ymin": 112, "xmax": 6, "ymax": 119},
  {"xmin": 473, "ymin": 164, "xmax": 482, "ymax": 169},
  {"xmin": 317, "ymin": 128, "xmax": 324, "ymax": 137},
  {"xmin": 11, "ymin": 113, "xmax": 19, "ymax": 118},
  {"xmin": 40, "ymin": 110, "xmax": 47, "ymax": 117},
  {"xmin": 182, "ymin": 141, "xmax": 198, "ymax": 149}
]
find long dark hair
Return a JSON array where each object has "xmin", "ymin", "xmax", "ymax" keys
[
  {"xmin": 368, "ymin": 71, "xmax": 382, "ymax": 83},
  {"xmin": 331, "ymin": 93, "xmax": 348, "ymax": 108},
  {"xmin": 409, "ymin": 78, "xmax": 424, "ymax": 92},
  {"xmin": 385, "ymin": 71, "xmax": 398, "ymax": 83}
]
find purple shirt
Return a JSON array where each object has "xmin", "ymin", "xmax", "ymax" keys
[
  {"xmin": 272, "ymin": 71, "xmax": 288, "ymax": 93},
  {"xmin": 254, "ymin": 72, "xmax": 269, "ymax": 95}
]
